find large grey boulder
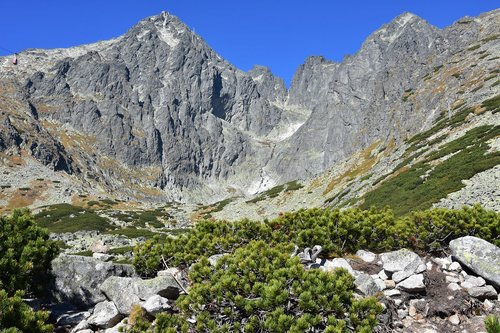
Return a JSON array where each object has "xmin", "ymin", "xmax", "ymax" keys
[
  {"xmin": 87, "ymin": 301, "xmax": 122, "ymax": 329},
  {"xmin": 51, "ymin": 254, "xmax": 136, "ymax": 308},
  {"xmin": 380, "ymin": 249, "xmax": 425, "ymax": 275},
  {"xmin": 467, "ymin": 285, "xmax": 498, "ymax": 300},
  {"xmin": 449, "ymin": 236, "xmax": 500, "ymax": 290},
  {"xmin": 100, "ymin": 274, "xmax": 181, "ymax": 315}
]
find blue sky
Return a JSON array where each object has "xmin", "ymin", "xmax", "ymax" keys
[{"xmin": 0, "ymin": 1, "xmax": 497, "ymax": 85}]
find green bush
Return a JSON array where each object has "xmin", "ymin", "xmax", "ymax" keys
[
  {"xmin": 0, "ymin": 210, "xmax": 59, "ymax": 296},
  {"xmin": 133, "ymin": 206, "xmax": 499, "ymax": 277},
  {"xmin": 34, "ymin": 204, "xmax": 112, "ymax": 233},
  {"xmin": 486, "ymin": 314, "xmax": 500, "ymax": 333},
  {"xmin": 0, "ymin": 289, "xmax": 53, "ymax": 333},
  {"xmin": 131, "ymin": 242, "xmax": 382, "ymax": 333}
]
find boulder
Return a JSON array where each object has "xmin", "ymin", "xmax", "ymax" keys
[
  {"xmin": 396, "ymin": 274, "xmax": 426, "ymax": 293},
  {"xmin": 380, "ymin": 249, "xmax": 424, "ymax": 275},
  {"xmin": 100, "ymin": 275, "xmax": 181, "ymax": 314},
  {"xmin": 142, "ymin": 295, "xmax": 171, "ymax": 315},
  {"xmin": 87, "ymin": 301, "xmax": 122, "ymax": 329},
  {"xmin": 467, "ymin": 285, "xmax": 498, "ymax": 300},
  {"xmin": 449, "ymin": 236, "xmax": 500, "ymax": 290},
  {"xmin": 51, "ymin": 254, "xmax": 136, "ymax": 308}
]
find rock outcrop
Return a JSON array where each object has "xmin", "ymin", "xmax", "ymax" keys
[{"xmin": 51, "ymin": 255, "xmax": 136, "ymax": 308}]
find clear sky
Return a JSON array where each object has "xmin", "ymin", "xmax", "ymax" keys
[{"xmin": 0, "ymin": 1, "xmax": 498, "ymax": 85}]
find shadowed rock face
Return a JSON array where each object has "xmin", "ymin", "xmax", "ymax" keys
[{"xmin": 0, "ymin": 10, "xmax": 498, "ymax": 202}]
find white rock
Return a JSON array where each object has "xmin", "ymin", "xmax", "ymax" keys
[
  {"xmin": 408, "ymin": 305, "xmax": 417, "ymax": 317},
  {"xmin": 448, "ymin": 262, "xmax": 462, "ymax": 272},
  {"xmin": 321, "ymin": 258, "xmax": 355, "ymax": 275},
  {"xmin": 398, "ymin": 309, "xmax": 408, "ymax": 319},
  {"xmin": 356, "ymin": 250, "xmax": 377, "ymax": 263},
  {"xmin": 483, "ymin": 299, "xmax": 494, "ymax": 311},
  {"xmin": 461, "ymin": 276, "xmax": 486, "ymax": 289},
  {"xmin": 448, "ymin": 314, "xmax": 460, "ymax": 325},
  {"xmin": 447, "ymin": 283, "xmax": 462, "ymax": 292},
  {"xmin": 394, "ymin": 299, "xmax": 402, "ymax": 306},
  {"xmin": 393, "ymin": 270, "xmax": 413, "ymax": 283},
  {"xmin": 378, "ymin": 270, "xmax": 389, "ymax": 280},
  {"xmin": 415, "ymin": 263, "xmax": 427, "ymax": 274},
  {"xmin": 426, "ymin": 262, "xmax": 433, "ymax": 271},
  {"xmin": 373, "ymin": 278, "xmax": 386, "ymax": 291},
  {"xmin": 70, "ymin": 320, "xmax": 89, "ymax": 333},
  {"xmin": 380, "ymin": 249, "xmax": 424, "ymax": 274},
  {"xmin": 384, "ymin": 289, "xmax": 401, "ymax": 297},
  {"xmin": 433, "ymin": 257, "xmax": 452, "ymax": 270},
  {"xmin": 397, "ymin": 274, "xmax": 426, "ymax": 293},
  {"xmin": 57, "ymin": 311, "xmax": 91, "ymax": 326},
  {"xmin": 446, "ymin": 276, "xmax": 460, "ymax": 284},
  {"xmin": 142, "ymin": 295, "xmax": 171, "ymax": 315}
]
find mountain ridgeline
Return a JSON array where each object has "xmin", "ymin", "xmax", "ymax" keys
[{"xmin": 0, "ymin": 10, "xmax": 498, "ymax": 206}]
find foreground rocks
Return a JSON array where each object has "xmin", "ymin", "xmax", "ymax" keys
[
  {"xmin": 51, "ymin": 255, "xmax": 136, "ymax": 308},
  {"xmin": 50, "ymin": 237, "xmax": 500, "ymax": 332}
]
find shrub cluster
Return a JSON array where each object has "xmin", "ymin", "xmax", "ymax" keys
[
  {"xmin": 0, "ymin": 210, "xmax": 58, "ymax": 332},
  {"xmin": 134, "ymin": 205, "xmax": 499, "ymax": 276}
]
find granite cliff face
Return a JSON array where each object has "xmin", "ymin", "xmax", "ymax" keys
[{"xmin": 0, "ymin": 10, "xmax": 498, "ymax": 206}]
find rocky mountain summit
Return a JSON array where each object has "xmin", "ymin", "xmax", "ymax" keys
[{"xmin": 0, "ymin": 10, "xmax": 498, "ymax": 212}]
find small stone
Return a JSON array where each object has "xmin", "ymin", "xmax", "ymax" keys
[
  {"xmin": 467, "ymin": 285, "xmax": 498, "ymax": 300},
  {"xmin": 384, "ymin": 289, "xmax": 401, "ymax": 297},
  {"xmin": 398, "ymin": 309, "xmax": 408, "ymax": 319},
  {"xmin": 409, "ymin": 305, "xmax": 417, "ymax": 317},
  {"xmin": 448, "ymin": 314, "xmax": 460, "ymax": 325},
  {"xmin": 426, "ymin": 262, "xmax": 433, "ymax": 271},
  {"xmin": 356, "ymin": 250, "xmax": 377, "ymax": 263},
  {"xmin": 394, "ymin": 299, "xmax": 402, "ymax": 306},
  {"xmin": 446, "ymin": 276, "xmax": 460, "ymax": 284},
  {"xmin": 385, "ymin": 280, "xmax": 396, "ymax": 289},
  {"xmin": 461, "ymin": 276, "xmax": 486, "ymax": 289},
  {"xmin": 448, "ymin": 262, "xmax": 462, "ymax": 272},
  {"xmin": 373, "ymin": 278, "xmax": 386, "ymax": 291},
  {"xmin": 433, "ymin": 257, "xmax": 452, "ymax": 270},
  {"xmin": 397, "ymin": 274, "xmax": 426, "ymax": 293},
  {"xmin": 448, "ymin": 283, "xmax": 462, "ymax": 292},
  {"xmin": 483, "ymin": 299, "xmax": 494, "ymax": 311}
]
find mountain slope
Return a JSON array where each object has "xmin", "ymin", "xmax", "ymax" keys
[{"xmin": 0, "ymin": 10, "xmax": 498, "ymax": 213}]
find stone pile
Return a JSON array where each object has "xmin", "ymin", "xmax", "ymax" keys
[{"xmin": 50, "ymin": 255, "xmax": 182, "ymax": 332}]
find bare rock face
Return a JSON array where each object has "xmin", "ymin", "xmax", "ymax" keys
[{"xmin": 0, "ymin": 9, "xmax": 498, "ymax": 203}]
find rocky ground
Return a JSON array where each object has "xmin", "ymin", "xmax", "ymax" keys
[{"xmin": 39, "ymin": 235, "xmax": 500, "ymax": 333}]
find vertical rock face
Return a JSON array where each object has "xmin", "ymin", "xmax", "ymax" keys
[{"xmin": 0, "ymin": 10, "xmax": 498, "ymax": 203}]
